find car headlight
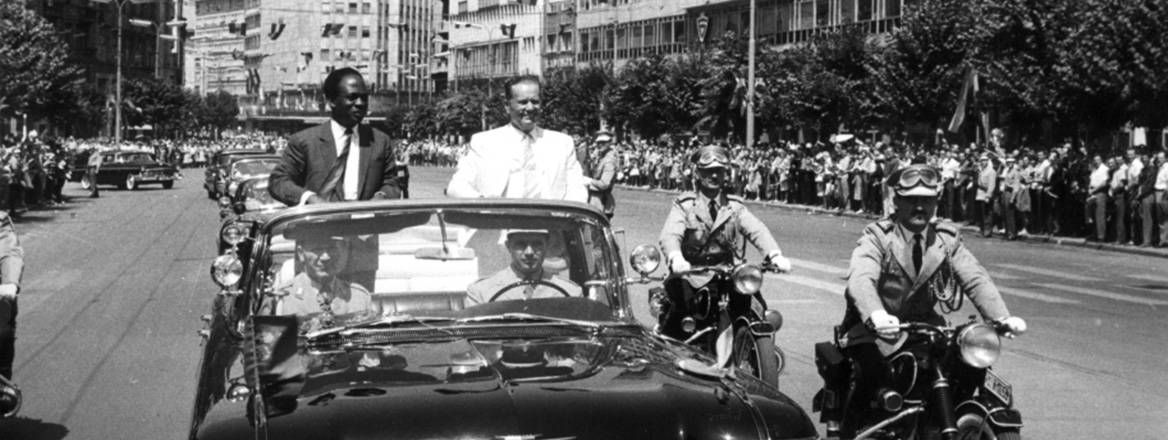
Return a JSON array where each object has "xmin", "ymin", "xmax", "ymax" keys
[
  {"xmin": 220, "ymin": 222, "xmax": 248, "ymax": 246},
  {"xmin": 210, "ymin": 254, "xmax": 243, "ymax": 288},
  {"xmin": 732, "ymin": 264, "xmax": 764, "ymax": 294},
  {"xmin": 958, "ymin": 323, "xmax": 1001, "ymax": 368},
  {"xmin": 629, "ymin": 244, "xmax": 661, "ymax": 275}
]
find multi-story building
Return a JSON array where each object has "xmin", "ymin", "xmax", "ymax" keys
[
  {"xmin": 446, "ymin": 0, "xmax": 543, "ymax": 92},
  {"xmin": 189, "ymin": 0, "xmax": 248, "ymax": 95},
  {"xmin": 24, "ymin": 0, "xmax": 182, "ymax": 136}
]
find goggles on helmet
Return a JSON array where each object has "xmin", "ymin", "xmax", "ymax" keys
[{"xmin": 897, "ymin": 165, "xmax": 940, "ymax": 190}]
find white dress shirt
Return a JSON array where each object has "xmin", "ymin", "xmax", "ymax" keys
[
  {"xmin": 1088, "ymin": 164, "xmax": 1110, "ymax": 193},
  {"xmin": 1156, "ymin": 162, "xmax": 1168, "ymax": 191}
]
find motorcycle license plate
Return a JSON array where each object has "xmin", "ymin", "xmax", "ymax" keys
[{"xmin": 984, "ymin": 369, "xmax": 1012, "ymax": 406}]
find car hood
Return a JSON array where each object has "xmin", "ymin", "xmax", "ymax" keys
[{"xmin": 194, "ymin": 326, "xmax": 815, "ymax": 440}]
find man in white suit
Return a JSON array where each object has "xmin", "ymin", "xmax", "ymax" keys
[{"xmin": 447, "ymin": 75, "xmax": 588, "ymax": 203}]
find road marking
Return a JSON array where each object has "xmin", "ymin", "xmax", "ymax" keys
[
  {"xmin": 789, "ymin": 258, "xmax": 847, "ymax": 278},
  {"xmin": 993, "ymin": 263, "xmax": 1103, "ymax": 282},
  {"xmin": 769, "ymin": 273, "xmax": 845, "ymax": 296},
  {"xmin": 1126, "ymin": 274, "xmax": 1168, "ymax": 285},
  {"xmin": 988, "ymin": 272, "xmax": 1022, "ymax": 281},
  {"xmin": 997, "ymin": 286, "xmax": 1081, "ymax": 305},
  {"xmin": 1035, "ymin": 283, "xmax": 1168, "ymax": 306}
]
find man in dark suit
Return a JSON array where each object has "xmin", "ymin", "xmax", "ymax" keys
[{"xmin": 269, "ymin": 67, "xmax": 402, "ymax": 206}]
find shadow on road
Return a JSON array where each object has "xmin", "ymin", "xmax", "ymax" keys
[{"xmin": 0, "ymin": 416, "xmax": 69, "ymax": 440}]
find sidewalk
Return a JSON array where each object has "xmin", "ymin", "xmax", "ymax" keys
[{"xmin": 618, "ymin": 184, "xmax": 1168, "ymax": 260}]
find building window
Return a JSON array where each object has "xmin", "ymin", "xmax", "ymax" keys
[
  {"xmin": 322, "ymin": 1, "xmax": 331, "ymax": 13},
  {"xmin": 673, "ymin": 19, "xmax": 685, "ymax": 43},
  {"xmin": 362, "ymin": 26, "xmax": 370, "ymax": 37},
  {"xmin": 321, "ymin": 49, "xmax": 330, "ymax": 61},
  {"xmin": 797, "ymin": 0, "xmax": 814, "ymax": 30},
  {"xmin": 362, "ymin": 2, "xmax": 370, "ymax": 14},
  {"xmin": 335, "ymin": 2, "xmax": 344, "ymax": 13},
  {"xmin": 348, "ymin": 2, "xmax": 357, "ymax": 13},
  {"xmin": 886, "ymin": 0, "xmax": 901, "ymax": 17},
  {"xmin": 840, "ymin": 0, "xmax": 855, "ymax": 23},
  {"xmin": 349, "ymin": 25, "xmax": 358, "ymax": 37},
  {"xmin": 816, "ymin": 0, "xmax": 830, "ymax": 27},
  {"xmin": 857, "ymin": 0, "xmax": 873, "ymax": 21}
]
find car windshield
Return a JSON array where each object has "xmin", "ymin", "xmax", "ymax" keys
[
  {"xmin": 114, "ymin": 153, "xmax": 155, "ymax": 163},
  {"xmin": 259, "ymin": 206, "xmax": 622, "ymax": 334},
  {"xmin": 239, "ymin": 180, "xmax": 283, "ymax": 211},
  {"xmin": 231, "ymin": 159, "xmax": 279, "ymax": 177}
]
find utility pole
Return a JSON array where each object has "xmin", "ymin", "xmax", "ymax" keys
[{"xmin": 746, "ymin": 0, "xmax": 757, "ymax": 149}]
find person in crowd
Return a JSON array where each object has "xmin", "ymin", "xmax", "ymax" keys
[
  {"xmin": 86, "ymin": 147, "xmax": 103, "ymax": 199},
  {"xmin": 1085, "ymin": 155, "xmax": 1110, "ymax": 242},
  {"xmin": 1156, "ymin": 150, "xmax": 1168, "ymax": 246},
  {"xmin": 1109, "ymin": 154, "xmax": 1130, "ymax": 244},
  {"xmin": 447, "ymin": 75, "xmax": 587, "ymax": 203},
  {"xmin": 1135, "ymin": 150, "xmax": 1159, "ymax": 247},
  {"xmin": 586, "ymin": 131, "xmax": 618, "ymax": 219},
  {"xmin": 269, "ymin": 67, "xmax": 403, "ymax": 206},
  {"xmin": 818, "ymin": 163, "xmax": 1026, "ymax": 438},
  {"xmin": 466, "ymin": 229, "xmax": 580, "ymax": 305},
  {"xmin": 656, "ymin": 145, "xmax": 792, "ymax": 339},
  {"xmin": 0, "ymin": 211, "xmax": 24, "ymax": 416},
  {"xmin": 276, "ymin": 233, "xmax": 373, "ymax": 332},
  {"xmin": 975, "ymin": 154, "xmax": 998, "ymax": 237}
]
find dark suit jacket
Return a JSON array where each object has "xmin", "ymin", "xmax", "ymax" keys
[{"xmin": 269, "ymin": 122, "xmax": 402, "ymax": 206}]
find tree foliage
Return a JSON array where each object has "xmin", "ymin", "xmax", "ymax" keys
[{"xmin": 0, "ymin": 1, "xmax": 84, "ymax": 120}]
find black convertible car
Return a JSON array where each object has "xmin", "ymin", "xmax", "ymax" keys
[{"xmin": 194, "ymin": 199, "xmax": 817, "ymax": 440}]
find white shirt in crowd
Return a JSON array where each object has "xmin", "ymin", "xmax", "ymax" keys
[
  {"xmin": 1156, "ymin": 161, "xmax": 1168, "ymax": 191},
  {"xmin": 1088, "ymin": 163, "xmax": 1110, "ymax": 193}
]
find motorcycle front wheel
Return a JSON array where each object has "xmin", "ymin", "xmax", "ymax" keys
[
  {"xmin": 956, "ymin": 412, "xmax": 1021, "ymax": 440},
  {"xmin": 731, "ymin": 326, "xmax": 780, "ymax": 388}
]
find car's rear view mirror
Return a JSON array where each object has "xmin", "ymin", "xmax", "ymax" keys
[{"xmin": 414, "ymin": 246, "xmax": 476, "ymax": 261}]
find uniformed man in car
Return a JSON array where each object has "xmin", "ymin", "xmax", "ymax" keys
[
  {"xmin": 467, "ymin": 229, "xmax": 580, "ymax": 305},
  {"xmin": 656, "ymin": 145, "xmax": 792, "ymax": 338},
  {"xmin": 277, "ymin": 233, "xmax": 374, "ymax": 332},
  {"xmin": 817, "ymin": 163, "xmax": 1028, "ymax": 437}
]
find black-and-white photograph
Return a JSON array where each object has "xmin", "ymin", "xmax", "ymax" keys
[{"xmin": 1, "ymin": 0, "xmax": 1167, "ymax": 438}]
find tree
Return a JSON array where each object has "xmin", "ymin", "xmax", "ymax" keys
[
  {"xmin": 542, "ymin": 65, "xmax": 608, "ymax": 135},
  {"xmin": 201, "ymin": 91, "xmax": 240, "ymax": 139},
  {"xmin": 123, "ymin": 78, "xmax": 187, "ymax": 137},
  {"xmin": 865, "ymin": 0, "xmax": 973, "ymax": 136},
  {"xmin": 0, "ymin": 1, "xmax": 85, "ymax": 123}
]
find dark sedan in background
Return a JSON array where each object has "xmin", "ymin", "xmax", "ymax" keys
[{"xmin": 70, "ymin": 150, "xmax": 179, "ymax": 190}]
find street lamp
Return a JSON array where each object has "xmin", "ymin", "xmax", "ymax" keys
[
  {"xmin": 746, "ymin": 0, "xmax": 758, "ymax": 149},
  {"xmin": 91, "ymin": 0, "xmax": 159, "ymax": 144},
  {"xmin": 128, "ymin": 18, "xmax": 186, "ymax": 79}
]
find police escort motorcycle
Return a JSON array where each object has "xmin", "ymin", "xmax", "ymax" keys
[
  {"xmin": 649, "ymin": 145, "xmax": 794, "ymax": 388},
  {"xmin": 812, "ymin": 317, "xmax": 1023, "ymax": 440},
  {"xmin": 647, "ymin": 260, "xmax": 787, "ymax": 387}
]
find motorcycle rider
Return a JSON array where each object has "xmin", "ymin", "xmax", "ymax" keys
[
  {"xmin": 657, "ymin": 145, "xmax": 791, "ymax": 339},
  {"xmin": 0, "ymin": 211, "xmax": 24, "ymax": 416},
  {"xmin": 819, "ymin": 162, "xmax": 1028, "ymax": 438}
]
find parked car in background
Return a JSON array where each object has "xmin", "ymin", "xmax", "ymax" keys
[
  {"xmin": 69, "ymin": 150, "xmax": 179, "ymax": 190},
  {"xmin": 204, "ymin": 149, "xmax": 269, "ymax": 199},
  {"xmin": 216, "ymin": 155, "xmax": 281, "ymax": 200},
  {"xmin": 193, "ymin": 199, "xmax": 818, "ymax": 440}
]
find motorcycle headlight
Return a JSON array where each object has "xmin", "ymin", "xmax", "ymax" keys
[
  {"xmin": 629, "ymin": 244, "xmax": 662, "ymax": 275},
  {"xmin": 210, "ymin": 254, "xmax": 243, "ymax": 289},
  {"xmin": 221, "ymin": 222, "xmax": 248, "ymax": 246},
  {"xmin": 227, "ymin": 181, "xmax": 239, "ymax": 194},
  {"xmin": 958, "ymin": 323, "xmax": 1001, "ymax": 368},
  {"xmin": 732, "ymin": 264, "xmax": 764, "ymax": 295}
]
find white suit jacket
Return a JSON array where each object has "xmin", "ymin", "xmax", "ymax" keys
[{"xmin": 447, "ymin": 124, "xmax": 588, "ymax": 203}]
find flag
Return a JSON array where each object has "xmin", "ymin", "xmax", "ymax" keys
[{"xmin": 947, "ymin": 68, "xmax": 976, "ymax": 133}]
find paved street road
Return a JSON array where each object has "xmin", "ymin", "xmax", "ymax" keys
[{"xmin": 2, "ymin": 165, "xmax": 1165, "ymax": 439}]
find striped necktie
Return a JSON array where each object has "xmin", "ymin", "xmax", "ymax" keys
[
  {"xmin": 521, "ymin": 133, "xmax": 538, "ymax": 198},
  {"xmin": 320, "ymin": 127, "xmax": 353, "ymax": 202}
]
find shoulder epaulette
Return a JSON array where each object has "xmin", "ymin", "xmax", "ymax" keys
[
  {"xmin": 674, "ymin": 193, "xmax": 697, "ymax": 204},
  {"xmin": 726, "ymin": 194, "xmax": 745, "ymax": 203}
]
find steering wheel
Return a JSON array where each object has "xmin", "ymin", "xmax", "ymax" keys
[{"xmin": 489, "ymin": 280, "xmax": 572, "ymax": 302}]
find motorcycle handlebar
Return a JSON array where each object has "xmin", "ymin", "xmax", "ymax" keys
[{"xmin": 671, "ymin": 263, "xmax": 787, "ymax": 276}]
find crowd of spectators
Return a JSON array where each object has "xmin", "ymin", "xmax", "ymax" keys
[{"xmin": 573, "ymin": 134, "xmax": 1168, "ymax": 248}]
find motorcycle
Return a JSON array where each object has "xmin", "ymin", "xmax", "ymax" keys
[
  {"xmin": 812, "ymin": 319, "xmax": 1023, "ymax": 440},
  {"xmin": 648, "ymin": 262, "xmax": 787, "ymax": 387},
  {"xmin": 0, "ymin": 375, "xmax": 20, "ymax": 418}
]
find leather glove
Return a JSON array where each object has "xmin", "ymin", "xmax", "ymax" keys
[
  {"xmin": 999, "ymin": 316, "xmax": 1027, "ymax": 338},
  {"xmin": 668, "ymin": 252, "xmax": 691, "ymax": 274},
  {"xmin": 765, "ymin": 251, "xmax": 791, "ymax": 273},
  {"xmin": 867, "ymin": 310, "xmax": 900, "ymax": 338},
  {"xmin": 0, "ymin": 284, "xmax": 16, "ymax": 300}
]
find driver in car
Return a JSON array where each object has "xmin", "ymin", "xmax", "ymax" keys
[
  {"xmin": 466, "ymin": 229, "xmax": 580, "ymax": 305},
  {"xmin": 277, "ymin": 234, "xmax": 374, "ymax": 331}
]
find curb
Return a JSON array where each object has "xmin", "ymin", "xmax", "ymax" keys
[{"xmin": 617, "ymin": 184, "xmax": 1168, "ymax": 260}]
